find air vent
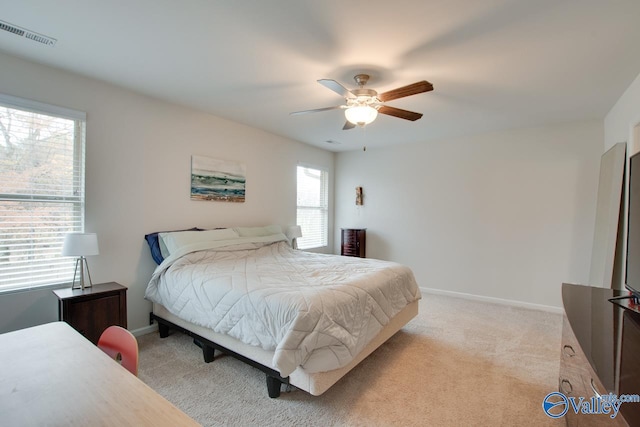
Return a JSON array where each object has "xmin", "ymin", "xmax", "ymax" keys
[
  {"xmin": 0, "ymin": 21, "xmax": 24, "ymax": 36},
  {"xmin": 0, "ymin": 20, "xmax": 56, "ymax": 46}
]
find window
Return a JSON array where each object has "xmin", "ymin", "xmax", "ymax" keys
[
  {"xmin": 296, "ymin": 165, "xmax": 328, "ymax": 250},
  {"xmin": 0, "ymin": 94, "xmax": 86, "ymax": 292}
]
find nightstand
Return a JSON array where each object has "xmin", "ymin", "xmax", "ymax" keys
[{"xmin": 53, "ymin": 282, "xmax": 128, "ymax": 345}]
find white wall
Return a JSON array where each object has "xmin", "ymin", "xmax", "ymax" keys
[
  {"xmin": 605, "ymin": 71, "xmax": 640, "ymax": 154},
  {"xmin": 0, "ymin": 51, "xmax": 334, "ymax": 333},
  {"xmin": 335, "ymin": 121, "xmax": 603, "ymax": 308}
]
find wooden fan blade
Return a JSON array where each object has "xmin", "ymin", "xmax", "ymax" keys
[
  {"xmin": 378, "ymin": 105, "xmax": 423, "ymax": 121},
  {"xmin": 290, "ymin": 106, "xmax": 342, "ymax": 115},
  {"xmin": 378, "ymin": 81, "xmax": 433, "ymax": 102},
  {"xmin": 318, "ymin": 79, "xmax": 355, "ymax": 99},
  {"xmin": 343, "ymin": 121, "xmax": 356, "ymax": 130}
]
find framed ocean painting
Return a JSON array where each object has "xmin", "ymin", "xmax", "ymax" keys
[{"xmin": 191, "ymin": 155, "xmax": 246, "ymax": 202}]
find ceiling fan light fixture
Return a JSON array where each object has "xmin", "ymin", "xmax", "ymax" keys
[
  {"xmin": 291, "ymin": 74, "xmax": 432, "ymax": 130},
  {"xmin": 345, "ymin": 105, "xmax": 378, "ymax": 126}
]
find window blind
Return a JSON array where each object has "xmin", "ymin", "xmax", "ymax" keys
[
  {"xmin": 296, "ymin": 166, "xmax": 328, "ymax": 250},
  {"xmin": 0, "ymin": 95, "xmax": 86, "ymax": 291}
]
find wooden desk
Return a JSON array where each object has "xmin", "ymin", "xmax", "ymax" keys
[{"xmin": 0, "ymin": 322, "xmax": 200, "ymax": 427}]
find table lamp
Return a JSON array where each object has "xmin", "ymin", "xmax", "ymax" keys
[
  {"xmin": 287, "ymin": 225, "xmax": 303, "ymax": 249},
  {"xmin": 62, "ymin": 232, "xmax": 99, "ymax": 289}
]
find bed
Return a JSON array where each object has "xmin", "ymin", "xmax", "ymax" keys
[{"xmin": 144, "ymin": 226, "xmax": 421, "ymax": 397}]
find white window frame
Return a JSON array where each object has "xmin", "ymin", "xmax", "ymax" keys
[
  {"xmin": 296, "ymin": 164, "xmax": 329, "ymax": 250},
  {"xmin": 0, "ymin": 94, "xmax": 86, "ymax": 293}
]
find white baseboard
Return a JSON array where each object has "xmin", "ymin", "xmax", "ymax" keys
[
  {"xmin": 131, "ymin": 324, "xmax": 157, "ymax": 337},
  {"xmin": 420, "ymin": 287, "xmax": 564, "ymax": 314}
]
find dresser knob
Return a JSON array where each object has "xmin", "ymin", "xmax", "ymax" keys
[
  {"xmin": 560, "ymin": 378, "xmax": 573, "ymax": 395},
  {"xmin": 562, "ymin": 344, "xmax": 575, "ymax": 357}
]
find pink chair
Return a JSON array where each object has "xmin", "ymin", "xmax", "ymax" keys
[{"xmin": 97, "ymin": 325, "xmax": 139, "ymax": 376}]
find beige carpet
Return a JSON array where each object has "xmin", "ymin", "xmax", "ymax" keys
[{"xmin": 137, "ymin": 294, "xmax": 564, "ymax": 426}]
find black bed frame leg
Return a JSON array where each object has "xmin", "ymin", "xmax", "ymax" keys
[
  {"xmin": 266, "ymin": 375, "xmax": 282, "ymax": 398},
  {"xmin": 202, "ymin": 344, "xmax": 215, "ymax": 363},
  {"xmin": 158, "ymin": 322, "xmax": 170, "ymax": 338},
  {"xmin": 191, "ymin": 339, "xmax": 215, "ymax": 363}
]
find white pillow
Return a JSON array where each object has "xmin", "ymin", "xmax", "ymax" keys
[
  {"xmin": 233, "ymin": 224, "xmax": 283, "ymax": 237},
  {"xmin": 159, "ymin": 228, "xmax": 239, "ymax": 257}
]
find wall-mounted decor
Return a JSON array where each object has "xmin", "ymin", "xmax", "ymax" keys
[
  {"xmin": 355, "ymin": 186, "xmax": 363, "ymax": 205},
  {"xmin": 191, "ymin": 155, "xmax": 246, "ymax": 202}
]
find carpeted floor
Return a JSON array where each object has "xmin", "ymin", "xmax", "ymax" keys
[{"xmin": 137, "ymin": 293, "xmax": 564, "ymax": 426}]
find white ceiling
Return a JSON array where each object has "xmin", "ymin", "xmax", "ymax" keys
[{"xmin": 1, "ymin": 0, "xmax": 640, "ymax": 152}]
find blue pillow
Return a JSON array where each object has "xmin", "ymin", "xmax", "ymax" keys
[{"xmin": 144, "ymin": 228, "xmax": 199, "ymax": 264}]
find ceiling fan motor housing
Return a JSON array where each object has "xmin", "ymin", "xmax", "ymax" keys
[{"xmin": 346, "ymin": 92, "xmax": 380, "ymax": 110}]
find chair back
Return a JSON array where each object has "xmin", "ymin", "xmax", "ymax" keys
[{"xmin": 98, "ymin": 325, "xmax": 139, "ymax": 376}]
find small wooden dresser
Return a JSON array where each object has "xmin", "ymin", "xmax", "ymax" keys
[{"xmin": 341, "ymin": 228, "xmax": 366, "ymax": 258}]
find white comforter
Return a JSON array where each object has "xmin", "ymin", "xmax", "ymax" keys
[{"xmin": 145, "ymin": 235, "xmax": 421, "ymax": 377}]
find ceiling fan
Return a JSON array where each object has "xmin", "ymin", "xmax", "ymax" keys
[{"xmin": 291, "ymin": 74, "xmax": 433, "ymax": 130}]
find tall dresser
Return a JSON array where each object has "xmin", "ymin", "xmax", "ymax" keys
[
  {"xmin": 560, "ymin": 283, "xmax": 640, "ymax": 426},
  {"xmin": 341, "ymin": 228, "xmax": 366, "ymax": 258}
]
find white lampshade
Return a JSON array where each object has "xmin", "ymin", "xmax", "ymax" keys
[
  {"xmin": 345, "ymin": 105, "xmax": 378, "ymax": 126},
  {"xmin": 62, "ymin": 233, "xmax": 99, "ymax": 257},
  {"xmin": 287, "ymin": 225, "xmax": 303, "ymax": 239}
]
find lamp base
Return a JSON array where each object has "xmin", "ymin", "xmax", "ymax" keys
[{"xmin": 71, "ymin": 257, "xmax": 94, "ymax": 290}]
